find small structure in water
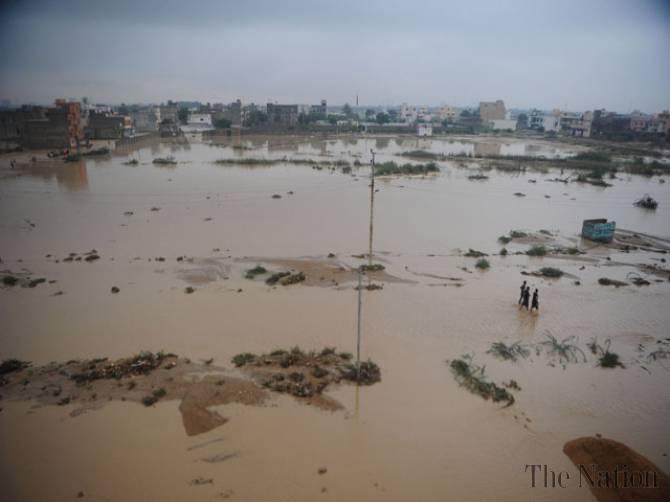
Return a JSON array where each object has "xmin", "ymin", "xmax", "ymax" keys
[
  {"xmin": 581, "ymin": 218, "xmax": 616, "ymax": 242},
  {"xmin": 633, "ymin": 193, "xmax": 658, "ymax": 210}
]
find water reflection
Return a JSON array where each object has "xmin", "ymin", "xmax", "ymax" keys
[
  {"xmin": 19, "ymin": 161, "xmax": 89, "ymax": 191},
  {"xmin": 474, "ymin": 142, "xmax": 501, "ymax": 157}
]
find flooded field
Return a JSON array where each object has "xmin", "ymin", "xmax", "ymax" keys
[{"xmin": 1, "ymin": 134, "xmax": 669, "ymax": 502}]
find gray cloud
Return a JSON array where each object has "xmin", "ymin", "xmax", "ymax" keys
[{"xmin": 1, "ymin": 0, "xmax": 669, "ymax": 111}]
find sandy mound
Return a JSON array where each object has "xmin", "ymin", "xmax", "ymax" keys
[{"xmin": 563, "ymin": 437, "xmax": 670, "ymax": 502}]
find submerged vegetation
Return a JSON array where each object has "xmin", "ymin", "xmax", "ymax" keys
[
  {"xmin": 538, "ymin": 333, "xmax": 587, "ymax": 367},
  {"xmin": 398, "ymin": 150, "xmax": 446, "ymax": 160},
  {"xmin": 487, "ymin": 341, "xmax": 530, "ymax": 362},
  {"xmin": 244, "ymin": 265, "xmax": 267, "ymax": 279},
  {"xmin": 232, "ymin": 346, "xmax": 381, "ymax": 399},
  {"xmin": 449, "ymin": 356, "xmax": 514, "ymax": 407},
  {"xmin": 588, "ymin": 338, "xmax": 625, "ymax": 369},
  {"xmin": 526, "ymin": 245, "xmax": 547, "ymax": 256},
  {"xmin": 359, "ymin": 263, "xmax": 385, "ymax": 272},
  {"xmin": 374, "ymin": 161, "xmax": 439, "ymax": 176},
  {"xmin": 538, "ymin": 267, "xmax": 563, "ymax": 278}
]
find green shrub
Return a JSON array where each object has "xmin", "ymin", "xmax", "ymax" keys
[
  {"xmin": 526, "ymin": 245, "xmax": 547, "ymax": 256},
  {"xmin": 232, "ymin": 353, "xmax": 256, "ymax": 367},
  {"xmin": 475, "ymin": 259, "xmax": 490, "ymax": 269}
]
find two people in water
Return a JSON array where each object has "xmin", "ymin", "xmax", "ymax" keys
[{"xmin": 518, "ymin": 280, "xmax": 539, "ymax": 312}]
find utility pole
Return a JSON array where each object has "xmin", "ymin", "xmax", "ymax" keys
[
  {"xmin": 356, "ymin": 270, "xmax": 362, "ymax": 383},
  {"xmin": 368, "ymin": 149, "xmax": 376, "ymax": 267}
]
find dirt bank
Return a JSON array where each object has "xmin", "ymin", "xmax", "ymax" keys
[{"xmin": 563, "ymin": 437, "xmax": 670, "ymax": 502}]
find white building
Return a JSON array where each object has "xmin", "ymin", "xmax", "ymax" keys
[
  {"xmin": 182, "ymin": 112, "xmax": 214, "ymax": 133},
  {"xmin": 417, "ymin": 124, "xmax": 433, "ymax": 136},
  {"xmin": 400, "ymin": 103, "xmax": 418, "ymax": 123},
  {"xmin": 131, "ymin": 106, "xmax": 161, "ymax": 133},
  {"xmin": 528, "ymin": 109, "xmax": 559, "ymax": 132},
  {"xmin": 489, "ymin": 119, "xmax": 517, "ymax": 131}
]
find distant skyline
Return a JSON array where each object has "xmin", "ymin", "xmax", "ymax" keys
[{"xmin": 1, "ymin": 0, "xmax": 669, "ymax": 113}]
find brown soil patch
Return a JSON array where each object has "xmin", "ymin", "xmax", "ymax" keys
[
  {"xmin": 233, "ymin": 348, "xmax": 381, "ymax": 411},
  {"xmin": 0, "ymin": 353, "xmax": 267, "ymax": 436},
  {"xmin": 239, "ymin": 257, "xmax": 412, "ymax": 287},
  {"xmin": 563, "ymin": 437, "xmax": 670, "ymax": 502}
]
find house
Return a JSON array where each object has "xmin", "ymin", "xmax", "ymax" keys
[
  {"xmin": 0, "ymin": 106, "xmax": 46, "ymax": 145},
  {"xmin": 528, "ymin": 109, "xmax": 559, "ymax": 132},
  {"xmin": 22, "ymin": 99, "xmax": 83, "ymax": 149},
  {"xmin": 400, "ymin": 103, "xmax": 418, "ymax": 123},
  {"xmin": 489, "ymin": 119, "xmax": 517, "ymax": 131},
  {"xmin": 438, "ymin": 105, "xmax": 458, "ymax": 122},
  {"xmin": 159, "ymin": 105, "xmax": 179, "ymax": 125},
  {"xmin": 131, "ymin": 106, "xmax": 161, "ymax": 133},
  {"xmin": 181, "ymin": 112, "xmax": 214, "ymax": 133},
  {"xmin": 266, "ymin": 103, "xmax": 299, "ymax": 126},
  {"xmin": 417, "ymin": 124, "xmax": 433, "ymax": 136},
  {"xmin": 479, "ymin": 100, "xmax": 506, "ymax": 123},
  {"xmin": 86, "ymin": 111, "xmax": 130, "ymax": 140}
]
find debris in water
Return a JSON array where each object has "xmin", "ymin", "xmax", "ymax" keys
[
  {"xmin": 633, "ymin": 193, "xmax": 658, "ymax": 210},
  {"xmin": 598, "ymin": 278, "xmax": 627, "ymax": 287}
]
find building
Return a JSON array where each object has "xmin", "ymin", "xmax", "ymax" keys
[
  {"xmin": 159, "ymin": 105, "xmax": 179, "ymax": 125},
  {"xmin": 591, "ymin": 110, "xmax": 631, "ymax": 138},
  {"xmin": 630, "ymin": 112, "xmax": 650, "ymax": 132},
  {"xmin": 22, "ymin": 99, "xmax": 83, "ymax": 149},
  {"xmin": 266, "ymin": 103, "xmax": 299, "ymax": 126},
  {"xmin": 399, "ymin": 103, "xmax": 418, "ymax": 123},
  {"xmin": 310, "ymin": 99, "xmax": 327, "ymax": 116},
  {"xmin": 438, "ymin": 105, "xmax": 458, "ymax": 122},
  {"xmin": 417, "ymin": 124, "xmax": 433, "ymax": 136},
  {"xmin": 564, "ymin": 111, "xmax": 592, "ymax": 137},
  {"xmin": 528, "ymin": 109, "xmax": 559, "ymax": 132},
  {"xmin": 86, "ymin": 111, "xmax": 128, "ymax": 140},
  {"xmin": 479, "ymin": 100, "xmax": 506, "ymax": 124},
  {"xmin": 181, "ymin": 112, "xmax": 214, "ymax": 133},
  {"xmin": 489, "ymin": 119, "xmax": 517, "ymax": 131},
  {"xmin": 0, "ymin": 106, "xmax": 46, "ymax": 144},
  {"xmin": 131, "ymin": 106, "xmax": 161, "ymax": 133}
]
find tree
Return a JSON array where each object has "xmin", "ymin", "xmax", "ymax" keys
[
  {"xmin": 387, "ymin": 109, "xmax": 398, "ymax": 121},
  {"xmin": 343, "ymin": 103, "xmax": 353, "ymax": 117},
  {"xmin": 214, "ymin": 118, "xmax": 232, "ymax": 129},
  {"xmin": 365, "ymin": 108, "xmax": 376, "ymax": 119},
  {"xmin": 375, "ymin": 112, "xmax": 390, "ymax": 125},
  {"xmin": 327, "ymin": 115, "xmax": 338, "ymax": 125},
  {"xmin": 460, "ymin": 109, "xmax": 472, "ymax": 118},
  {"xmin": 244, "ymin": 110, "xmax": 268, "ymax": 127},
  {"xmin": 177, "ymin": 107, "xmax": 189, "ymax": 125}
]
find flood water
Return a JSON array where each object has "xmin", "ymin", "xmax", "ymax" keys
[{"xmin": 1, "ymin": 135, "xmax": 669, "ymax": 502}]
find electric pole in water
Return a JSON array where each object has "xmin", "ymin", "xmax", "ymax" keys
[{"xmin": 368, "ymin": 149, "xmax": 376, "ymax": 267}]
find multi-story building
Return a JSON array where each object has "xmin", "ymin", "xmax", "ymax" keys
[
  {"xmin": 159, "ymin": 105, "xmax": 179, "ymax": 125},
  {"xmin": 86, "ymin": 111, "xmax": 128, "ymax": 140},
  {"xmin": 22, "ymin": 99, "xmax": 83, "ymax": 149},
  {"xmin": 527, "ymin": 109, "xmax": 559, "ymax": 132},
  {"xmin": 438, "ymin": 105, "xmax": 458, "ymax": 122},
  {"xmin": 479, "ymin": 100, "xmax": 506, "ymax": 123},
  {"xmin": 630, "ymin": 112, "xmax": 651, "ymax": 132},
  {"xmin": 131, "ymin": 106, "xmax": 161, "ymax": 133},
  {"xmin": 399, "ymin": 103, "xmax": 418, "ymax": 123},
  {"xmin": 311, "ymin": 99, "xmax": 327, "ymax": 116},
  {"xmin": 0, "ymin": 106, "xmax": 47, "ymax": 144},
  {"xmin": 266, "ymin": 103, "xmax": 299, "ymax": 126}
]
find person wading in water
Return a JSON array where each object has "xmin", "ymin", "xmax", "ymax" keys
[
  {"xmin": 531, "ymin": 288, "xmax": 539, "ymax": 312},
  {"xmin": 521, "ymin": 286, "xmax": 531, "ymax": 310},
  {"xmin": 518, "ymin": 280, "xmax": 527, "ymax": 305}
]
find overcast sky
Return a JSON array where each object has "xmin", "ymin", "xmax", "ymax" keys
[{"xmin": 1, "ymin": 0, "xmax": 669, "ymax": 112}]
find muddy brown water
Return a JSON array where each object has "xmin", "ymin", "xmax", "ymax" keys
[{"xmin": 1, "ymin": 135, "xmax": 669, "ymax": 501}]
